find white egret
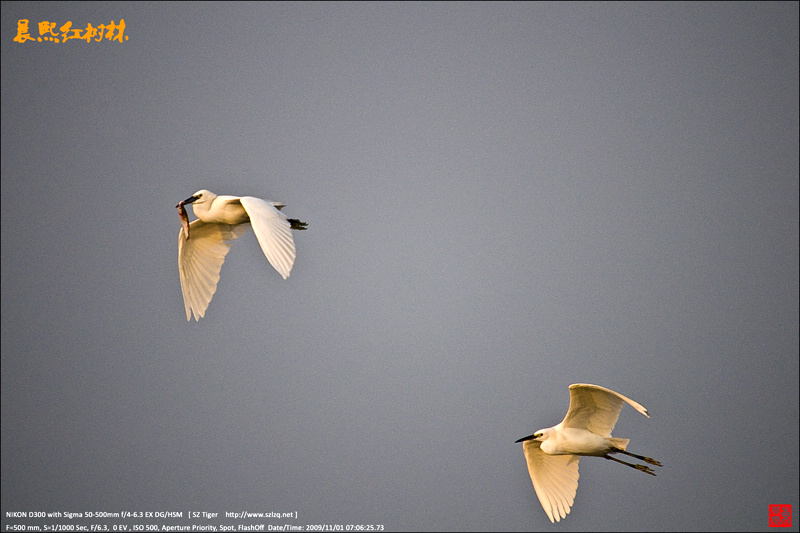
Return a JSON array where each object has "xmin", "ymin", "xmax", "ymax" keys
[
  {"xmin": 177, "ymin": 189, "xmax": 307, "ymax": 321},
  {"xmin": 516, "ymin": 383, "xmax": 661, "ymax": 523}
]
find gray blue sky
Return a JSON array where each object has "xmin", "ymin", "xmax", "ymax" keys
[{"xmin": 2, "ymin": 2, "xmax": 798, "ymax": 531}]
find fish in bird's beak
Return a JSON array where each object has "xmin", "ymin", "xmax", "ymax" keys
[{"xmin": 177, "ymin": 201, "xmax": 190, "ymax": 239}]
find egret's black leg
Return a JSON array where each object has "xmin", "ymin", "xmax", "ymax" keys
[
  {"xmin": 604, "ymin": 454, "xmax": 656, "ymax": 476},
  {"xmin": 288, "ymin": 218, "xmax": 308, "ymax": 230},
  {"xmin": 618, "ymin": 449, "xmax": 662, "ymax": 467}
]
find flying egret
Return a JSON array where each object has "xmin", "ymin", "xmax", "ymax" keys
[
  {"xmin": 516, "ymin": 383, "xmax": 661, "ymax": 523},
  {"xmin": 177, "ymin": 189, "xmax": 307, "ymax": 321}
]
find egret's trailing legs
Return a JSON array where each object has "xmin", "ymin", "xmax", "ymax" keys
[
  {"xmin": 604, "ymin": 450, "xmax": 662, "ymax": 476},
  {"xmin": 618, "ymin": 448, "xmax": 663, "ymax": 466}
]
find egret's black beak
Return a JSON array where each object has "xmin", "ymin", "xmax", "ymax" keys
[
  {"xmin": 177, "ymin": 195, "xmax": 199, "ymax": 208},
  {"xmin": 515, "ymin": 434, "xmax": 536, "ymax": 443}
]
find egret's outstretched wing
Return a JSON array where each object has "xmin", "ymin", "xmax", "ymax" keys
[
  {"xmin": 561, "ymin": 383, "xmax": 649, "ymax": 437},
  {"xmin": 178, "ymin": 220, "xmax": 247, "ymax": 321},
  {"xmin": 240, "ymin": 196, "xmax": 296, "ymax": 279},
  {"xmin": 522, "ymin": 440, "xmax": 580, "ymax": 523}
]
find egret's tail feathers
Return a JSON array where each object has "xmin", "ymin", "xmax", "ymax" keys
[{"xmin": 609, "ymin": 437, "xmax": 630, "ymax": 451}]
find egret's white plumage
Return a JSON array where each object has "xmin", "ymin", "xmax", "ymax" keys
[
  {"xmin": 516, "ymin": 383, "xmax": 661, "ymax": 523},
  {"xmin": 177, "ymin": 189, "xmax": 307, "ymax": 321}
]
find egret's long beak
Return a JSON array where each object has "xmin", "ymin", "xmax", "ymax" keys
[
  {"xmin": 515, "ymin": 434, "xmax": 536, "ymax": 443},
  {"xmin": 177, "ymin": 195, "xmax": 199, "ymax": 208}
]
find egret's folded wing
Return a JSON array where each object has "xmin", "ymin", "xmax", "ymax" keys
[
  {"xmin": 562, "ymin": 383, "xmax": 650, "ymax": 437},
  {"xmin": 178, "ymin": 220, "xmax": 247, "ymax": 321},
  {"xmin": 522, "ymin": 440, "xmax": 580, "ymax": 523},
  {"xmin": 240, "ymin": 196, "xmax": 296, "ymax": 279}
]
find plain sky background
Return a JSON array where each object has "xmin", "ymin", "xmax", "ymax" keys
[{"xmin": 2, "ymin": 2, "xmax": 798, "ymax": 531}]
